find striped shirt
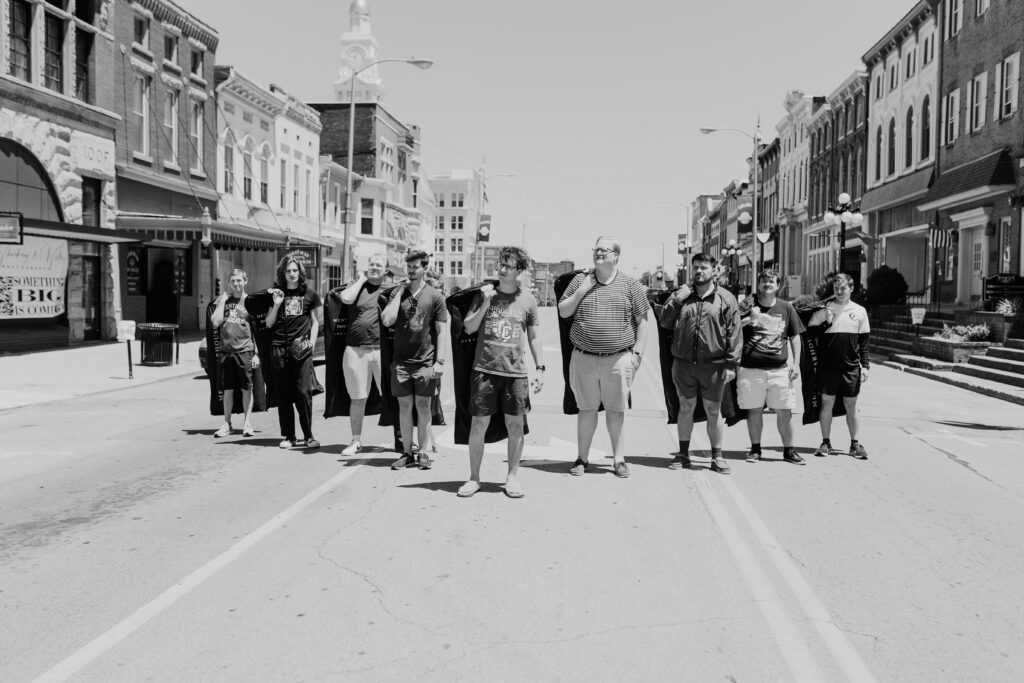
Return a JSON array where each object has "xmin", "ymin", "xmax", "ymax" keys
[{"xmin": 562, "ymin": 270, "xmax": 650, "ymax": 353}]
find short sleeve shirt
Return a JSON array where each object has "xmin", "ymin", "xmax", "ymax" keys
[
  {"xmin": 391, "ymin": 284, "xmax": 449, "ymax": 366},
  {"xmin": 471, "ymin": 288, "xmax": 540, "ymax": 377},
  {"xmin": 740, "ymin": 298, "xmax": 805, "ymax": 369},
  {"xmin": 272, "ymin": 287, "xmax": 322, "ymax": 346},
  {"xmin": 220, "ymin": 297, "xmax": 254, "ymax": 354},
  {"xmin": 812, "ymin": 301, "xmax": 870, "ymax": 372},
  {"xmin": 345, "ymin": 282, "xmax": 382, "ymax": 347},
  {"xmin": 560, "ymin": 271, "xmax": 650, "ymax": 353}
]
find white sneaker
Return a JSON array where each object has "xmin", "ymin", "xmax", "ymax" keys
[
  {"xmin": 214, "ymin": 424, "xmax": 232, "ymax": 438},
  {"xmin": 341, "ymin": 441, "xmax": 363, "ymax": 456},
  {"xmin": 242, "ymin": 423, "xmax": 254, "ymax": 437},
  {"xmin": 279, "ymin": 439, "xmax": 294, "ymax": 449},
  {"xmin": 504, "ymin": 476, "xmax": 525, "ymax": 499},
  {"xmin": 457, "ymin": 480, "xmax": 481, "ymax": 498}
]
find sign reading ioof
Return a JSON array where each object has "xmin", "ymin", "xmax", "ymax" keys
[{"xmin": 0, "ymin": 236, "xmax": 68, "ymax": 319}]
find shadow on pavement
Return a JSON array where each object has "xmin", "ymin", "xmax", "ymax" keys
[
  {"xmin": 935, "ymin": 419, "xmax": 1023, "ymax": 431},
  {"xmin": 397, "ymin": 480, "xmax": 500, "ymax": 495}
]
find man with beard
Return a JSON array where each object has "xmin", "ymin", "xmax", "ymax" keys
[
  {"xmin": 211, "ymin": 268, "xmax": 259, "ymax": 438},
  {"xmin": 807, "ymin": 273, "xmax": 870, "ymax": 459},
  {"xmin": 381, "ymin": 250, "xmax": 449, "ymax": 470},
  {"xmin": 658, "ymin": 252, "xmax": 742, "ymax": 473},
  {"xmin": 337, "ymin": 254, "xmax": 388, "ymax": 456},
  {"xmin": 558, "ymin": 237, "xmax": 650, "ymax": 479}
]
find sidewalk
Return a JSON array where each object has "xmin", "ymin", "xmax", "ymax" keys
[{"xmin": 0, "ymin": 339, "xmax": 204, "ymax": 412}]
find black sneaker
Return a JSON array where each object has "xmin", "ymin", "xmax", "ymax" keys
[
  {"xmin": 391, "ymin": 454, "xmax": 414, "ymax": 470},
  {"xmin": 783, "ymin": 451, "xmax": 806, "ymax": 465},
  {"xmin": 668, "ymin": 454, "xmax": 691, "ymax": 470},
  {"xmin": 745, "ymin": 448, "xmax": 762, "ymax": 463},
  {"xmin": 569, "ymin": 458, "xmax": 589, "ymax": 476},
  {"xmin": 850, "ymin": 443, "xmax": 868, "ymax": 460},
  {"xmin": 814, "ymin": 441, "xmax": 834, "ymax": 457}
]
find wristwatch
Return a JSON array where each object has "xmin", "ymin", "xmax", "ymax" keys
[{"xmin": 536, "ymin": 365, "xmax": 546, "ymax": 372}]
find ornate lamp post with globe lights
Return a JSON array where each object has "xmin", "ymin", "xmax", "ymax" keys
[
  {"xmin": 823, "ymin": 192, "xmax": 863, "ymax": 276},
  {"xmin": 723, "ymin": 239, "xmax": 740, "ymax": 292}
]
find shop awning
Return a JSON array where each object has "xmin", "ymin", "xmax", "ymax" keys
[
  {"xmin": 115, "ymin": 213, "xmax": 333, "ymax": 251},
  {"xmin": 22, "ymin": 218, "xmax": 151, "ymax": 244},
  {"xmin": 917, "ymin": 150, "xmax": 1017, "ymax": 212},
  {"xmin": 860, "ymin": 167, "xmax": 933, "ymax": 212}
]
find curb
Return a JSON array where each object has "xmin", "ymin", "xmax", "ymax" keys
[{"xmin": 881, "ymin": 360, "xmax": 1024, "ymax": 407}]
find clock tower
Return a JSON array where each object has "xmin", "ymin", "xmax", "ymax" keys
[{"xmin": 333, "ymin": 0, "xmax": 383, "ymax": 103}]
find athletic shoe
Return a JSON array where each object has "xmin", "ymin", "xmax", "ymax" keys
[
  {"xmin": 614, "ymin": 461, "xmax": 630, "ymax": 478},
  {"xmin": 814, "ymin": 441, "xmax": 835, "ymax": 457},
  {"xmin": 783, "ymin": 451, "xmax": 806, "ymax": 465},
  {"xmin": 304, "ymin": 438, "xmax": 320, "ymax": 450},
  {"xmin": 504, "ymin": 477, "xmax": 525, "ymax": 498},
  {"xmin": 668, "ymin": 454, "xmax": 691, "ymax": 470},
  {"xmin": 417, "ymin": 452, "xmax": 432, "ymax": 470},
  {"xmin": 457, "ymin": 480, "xmax": 481, "ymax": 497},
  {"xmin": 341, "ymin": 441, "xmax": 363, "ymax": 456},
  {"xmin": 745, "ymin": 448, "xmax": 762, "ymax": 463},
  {"xmin": 391, "ymin": 454, "xmax": 413, "ymax": 470},
  {"xmin": 279, "ymin": 439, "xmax": 294, "ymax": 449},
  {"xmin": 850, "ymin": 443, "xmax": 869, "ymax": 460},
  {"xmin": 710, "ymin": 456, "xmax": 731, "ymax": 474},
  {"xmin": 569, "ymin": 458, "xmax": 589, "ymax": 476},
  {"xmin": 214, "ymin": 424, "xmax": 232, "ymax": 438},
  {"xmin": 242, "ymin": 423, "xmax": 254, "ymax": 437}
]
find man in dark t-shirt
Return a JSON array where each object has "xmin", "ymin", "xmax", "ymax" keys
[
  {"xmin": 381, "ymin": 250, "xmax": 449, "ymax": 470},
  {"xmin": 337, "ymin": 253, "xmax": 387, "ymax": 456},
  {"xmin": 737, "ymin": 270, "xmax": 805, "ymax": 464},
  {"xmin": 211, "ymin": 268, "xmax": 259, "ymax": 438}
]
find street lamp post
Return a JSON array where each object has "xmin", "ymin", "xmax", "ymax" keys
[
  {"xmin": 343, "ymin": 57, "xmax": 433, "ymax": 282},
  {"xmin": 723, "ymin": 239, "xmax": 740, "ymax": 293},
  {"xmin": 823, "ymin": 192, "xmax": 863, "ymax": 276}
]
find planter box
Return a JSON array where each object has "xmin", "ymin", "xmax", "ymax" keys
[
  {"xmin": 912, "ymin": 336, "xmax": 991, "ymax": 363},
  {"xmin": 953, "ymin": 310, "xmax": 1024, "ymax": 343}
]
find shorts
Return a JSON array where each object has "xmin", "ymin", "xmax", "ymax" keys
[
  {"xmin": 672, "ymin": 360, "xmax": 728, "ymax": 402},
  {"xmin": 391, "ymin": 362, "xmax": 438, "ymax": 398},
  {"xmin": 737, "ymin": 366, "xmax": 795, "ymax": 410},
  {"xmin": 818, "ymin": 368, "xmax": 861, "ymax": 397},
  {"xmin": 342, "ymin": 346, "xmax": 382, "ymax": 400},
  {"xmin": 471, "ymin": 371, "xmax": 529, "ymax": 416},
  {"xmin": 568, "ymin": 349, "xmax": 634, "ymax": 412},
  {"xmin": 221, "ymin": 351, "xmax": 253, "ymax": 390}
]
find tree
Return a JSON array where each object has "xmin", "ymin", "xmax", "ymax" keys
[{"xmin": 866, "ymin": 265, "xmax": 909, "ymax": 306}]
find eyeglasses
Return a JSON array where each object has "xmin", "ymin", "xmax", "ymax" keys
[{"xmin": 592, "ymin": 248, "xmax": 617, "ymax": 255}]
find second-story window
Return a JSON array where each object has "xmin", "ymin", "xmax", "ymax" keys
[
  {"xmin": 279, "ymin": 159, "xmax": 287, "ymax": 208},
  {"xmin": 8, "ymin": 0, "xmax": 32, "ymax": 82},
  {"xmin": 190, "ymin": 49, "xmax": 204, "ymax": 78},
  {"xmin": 360, "ymin": 198, "xmax": 373, "ymax": 235},
  {"xmin": 435, "ymin": 237, "xmax": 444, "ymax": 252},
  {"xmin": 260, "ymin": 154, "xmax": 269, "ymax": 204},
  {"xmin": 223, "ymin": 141, "xmax": 235, "ymax": 194},
  {"xmin": 944, "ymin": 88, "xmax": 960, "ymax": 144},
  {"xmin": 43, "ymin": 12, "xmax": 65, "ymax": 93},
  {"xmin": 921, "ymin": 96, "xmax": 932, "ymax": 159},
  {"xmin": 968, "ymin": 72, "xmax": 987, "ymax": 132},
  {"xmin": 452, "ymin": 215, "xmax": 464, "ymax": 230},
  {"xmin": 164, "ymin": 35, "xmax": 178, "ymax": 64},
  {"xmin": 905, "ymin": 107, "xmax": 915, "ymax": 168},
  {"xmin": 132, "ymin": 74, "xmax": 150, "ymax": 155},
  {"xmin": 997, "ymin": 54, "xmax": 1020, "ymax": 119},
  {"xmin": 190, "ymin": 101, "xmax": 203, "ymax": 172},
  {"xmin": 133, "ymin": 15, "xmax": 149, "ymax": 51},
  {"xmin": 163, "ymin": 89, "xmax": 178, "ymax": 164},
  {"xmin": 75, "ymin": 30, "xmax": 94, "ymax": 103},
  {"xmin": 293, "ymin": 165, "xmax": 300, "ymax": 213},
  {"xmin": 243, "ymin": 147, "xmax": 253, "ymax": 200}
]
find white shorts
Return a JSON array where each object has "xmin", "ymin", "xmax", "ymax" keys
[
  {"xmin": 737, "ymin": 366, "xmax": 795, "ymax": 411},
  {"xmin": 342, "ymin": 346, "xmax": 382, "ymax": 400}
]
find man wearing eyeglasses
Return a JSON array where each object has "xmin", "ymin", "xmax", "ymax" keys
[
  {"xmin": 457, "ymin": 247, "xmax": 545, "ymax": 498},
  {"xmin": 807, "ymin": 273, "xmax": 870, "ymax": 460},
  {"xmin": 558, "ymin": 237, "xmax": 651, "ymax": 479}
]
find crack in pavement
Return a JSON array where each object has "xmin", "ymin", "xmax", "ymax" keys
[{"xmin": 900, "ymin": 428, "xmax": 1022, "ymax": 501}]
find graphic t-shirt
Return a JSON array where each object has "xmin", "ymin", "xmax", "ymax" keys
[
  {"xmin": 272, "ymin": 287, "xmax": 322, "ymax": 346},
  {"xmin": 391, "ymin": 284, "xmax": 448, "ymax": 366},
  {"xmin": 471, "ymin": 288, "xmax": 539, "ymax": 377},
  {"xmin": 220, "ymin": 297, "xmax": 254, "ymax": 354},
  {"xmin": 345, "ymin": 282, "xmax": 382, "ymax": 347},
  {"xmin": 740, "ymin": 298, "xmax": 804, "ymax": 369}
]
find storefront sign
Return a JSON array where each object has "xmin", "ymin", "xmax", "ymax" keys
[
  {"xmin": 277, "ymin": 247, "xmax": 318, "ymax": 268},
  {"xmin": 125, "ymin": 246, "xmax": 144, "ymax": 295},
  {"xmin": 0, "ymin": 211, "xmax": 23, "ymax": 245},
  {"xmin": 0, "ymin": 236, "xmax": 68, "ymax": 318},
  {"xmin": 70, "ymin": 131, "xmax": 115, "ymax": 179},
  {"xmin": 983, "ymin": 273, "xmax": 1024, "ymax": 301}
]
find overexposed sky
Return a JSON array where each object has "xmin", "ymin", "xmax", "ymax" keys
[{"xmin": 177, "ymin": 0, "xmax": 919, "ymax": 269}]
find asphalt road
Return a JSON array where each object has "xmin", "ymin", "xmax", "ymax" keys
[{"xmin": 2, "ymin": 307, "xmax": 1023, "ymax": 682}]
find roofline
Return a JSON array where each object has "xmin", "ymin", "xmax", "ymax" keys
[{"xmin": 862, "ymin": 0, "xmax": 936, "ymax": 66}]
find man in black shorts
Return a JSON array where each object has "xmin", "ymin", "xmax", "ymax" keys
[
  {"xmin": 211, "ymin": 268, "xmax": 258, "ymax": 438},
  {"xmin": 807, "ymin": 273, "xmax": 870, "ymax": 459}
]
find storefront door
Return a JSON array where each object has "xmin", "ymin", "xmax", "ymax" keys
[
  {"xmin": 970, "ymin": 228, "xmax": 984, "ymax": 300},
  {"xmin": 81, "ymin": 255, "xmax": 101, "ymax": 340}
]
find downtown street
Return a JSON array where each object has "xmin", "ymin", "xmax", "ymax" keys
[{"xmin": 2, "ymin": 307, "xmax": 1023, "ymax": 682}]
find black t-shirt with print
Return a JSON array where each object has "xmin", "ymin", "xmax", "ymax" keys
[{"xmin": 272, "ymin": 286, "xmax": 322, "ymax": 346}]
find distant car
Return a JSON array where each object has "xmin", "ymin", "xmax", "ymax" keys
[{"xmin": 199, "ymin": 328, "xmax": 325, "ymax": 376}]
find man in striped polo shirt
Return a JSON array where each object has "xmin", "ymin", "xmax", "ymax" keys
[{"xmin": 558, "ymin": 236, "xmax": 651, "ymax": 479}]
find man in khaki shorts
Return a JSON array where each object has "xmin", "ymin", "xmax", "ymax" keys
[
  {"xmin": 558, "ymin": 237, "xmax": 650, "ymax": 479},
  {"xmin": 737, "ymin": 270, "xmax": 805, "ymax": 464}
]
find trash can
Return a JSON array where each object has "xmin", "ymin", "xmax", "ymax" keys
[{"xmin": 137, "ymin": 322, "xmax": 178, "ymax": 366}]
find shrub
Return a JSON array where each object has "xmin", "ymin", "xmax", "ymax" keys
[
  {"xmin": 814, "ymin": 270, "xmax": 867, "ymax": 306},
  {"xmin": 866, "ymin": 265, "xmax": 909, "ymax": 306},
  {"xmin": 995, "ymin": 297, "xmax": 1024, "ymax": 316},
  {"xmin": 935, "ymin": 323, "xmax": 991, "ymax": 342}
]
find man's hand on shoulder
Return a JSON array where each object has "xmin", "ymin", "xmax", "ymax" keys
[{"xmin": 480, "ymin": 283, "xmax": 496, "ymax": 300}]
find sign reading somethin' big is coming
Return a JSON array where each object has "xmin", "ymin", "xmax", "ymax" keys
[{"xmin": 0, "ymin": 236, "xmax": 68, "ymax": 319}]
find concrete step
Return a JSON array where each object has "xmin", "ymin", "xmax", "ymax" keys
[
  {"xmin": 1007, "ymin": 338, "xmax": 1024, "ymax": 351},
  {"xmin": 880, "ymin": 361, "xmax": 1024, "ymax": 406},
  {"xmin": 870, "ymin": 337, "xmax": 914, "ymax": 353},
  {"xmin": 985, "ymin": 346, "xmax": 1024, "ymax": 363},
  {"xmin": 952, "ymin": 363, "xmax": 1024, "ymax": 389},
  {"xmin": 889, "ymin": 354, "xmax": 956, "ymax": 371},
  {"xmin": 873, "ymin": 322, "xmax": 945, "ymax": 336},
  {"xmin": 968, "ymin": 354, "xmax": 1024, "ymax": 376}
]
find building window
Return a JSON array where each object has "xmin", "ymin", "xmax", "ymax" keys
[
  {"xmin": 223, "ymin": 140, "xmax": 235, "ymax": 194},
  {"xmin": 887, "ymin": 118, "xmax": 896, "ymax": 175},
  {"xmin": 436, "ymin": 262, "xmax": 444, "ymax": 275},
  {"xmin": 293, "ymin": 165, "xmax": 300, "ymax": 212},
  {"xmin": 905, "ymin": 49, "xmax": 916, "ymax": 79},
  {"xmin": 905, "ymin": 107, "xmax": 915, "ymax": 168},
  {"xmin": 132, "ymin": 74, "xmax": 150, "ymax": 155},
  {"xmin": 305, "ymin": 169, "xmax": 311, "ymax": 216},
  {"xmin": 875, "ymin": 127, "xmax": 882, "ymax": 181},
  {"xmin": 279, "ymin": 159, "xmax": 287, "ymax": 208},
  {"xmin": 360, "ymin": 198, "xmax": 373, "ymax": 235},
  {"xmin": 452, "ymin": 216, "xmax": 463, "ymax": 230},
  {"xmin": 8, "ymin": 0, "xmax": 32, "ymax": 82},
  {"xmin": 976, "ymin": 0, "xmax": 990, "ymax": 17},
  {"xmin": 921, "ymin": 96, "xmax": 931, "ymax": 159},
  {"xmin": 435, "ymin": 237, "xmax": 444, "ymax": 252},
  {"xmin": 968, "ymin": 72, "xmax": 987, "ymax": 132},
  {"xmin": 946, "ymin": 0, "xmax": 963, "ymax": 39},
  {"xmin": 435, "ymin": 216, "xmax": 443, "ymax": 230},
  {"xmin": 922, "ymin": 35, "xmax": 934, "ymax": 65},
  {"xmin": 451, "ymin": 260, "xmax": 463, "ymax": 275},
  {"xmin": 889, "ymin": 63, "xmax": 898, "ymax": 92},
  {"xmin": 75, "ymin": 29, "xmax": 94, "ymax": 103},
  {"xmin": 944, "ymin": 89, "xmax": 960, "ymax": 143},
  {"xmin": 456, "ymin": 193, "xmax": 465, "ymax": 207},
  {"xmin": 997, "ymin": 54, "xmax": 1020, "ymax": 118},
  {"xmin": 164, "ymin": 35, "xmax": 178, "ymax": 64},
  {"xmin": 81, "ymin": 177, "xmax": 102, "ymax": 227},
  {"xmin": 243, "ymin": 147, "xmax": 254, "ymax": 200},
  {"xmin": 43, "ymin": 12, "xmax": 65, "ymax": 93},
  {"xmin": 438, "ymin": 193, "xmax": 445, "ymax": 208},
  {"xmin": 452, "ymin": 238, "xmax": 463, "ymax": 253},
  {"xmin": 874, "ymin": 74, "xmax": 882, "ymax": 100},
  {"xmin": 190, "ymin": 101, "xmax": 203, "ymax": 172},
  {"xmin": 133, "ymin": 15, "xmax": 149, "ymax": 49},
  {"xmin": 260, "ymin": 154, "xmax": 269, "ymax": 204},
  {"xmin": 190, "ymin": 49, "xmax": 204, "ymax": 77},
  {"xmin": 163, "ymin": 89, "xmax": 178, "ymax": 164}
]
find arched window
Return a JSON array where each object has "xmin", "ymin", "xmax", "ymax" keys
[
  {"xmin": 0, "ymin": 138, "xmax": 64, "ymax": 222},
  {"xmin": 875, "ymin": 127, "xmax": 883, "ymax": 181},
  {"xmin": 905, "ymin": 107, "xmax": 915, "ymax": 168},
  {"xmin": 887, "ymin": 118, "xmax": 896, "ymax": 176},
  {"xmin": 259, "ymin": 145, "xmax": 271, "ymax": 204},
  {"xmin": 222, "ymin": 132, "xmax": 236, "ymax": 195},
  {"xmin": 921, "ymin": 96, "xmax": 931, "ymax": 160},
  {"xmin": 242, "ymin": 139, "xmax": 254, "ymax": 201}
]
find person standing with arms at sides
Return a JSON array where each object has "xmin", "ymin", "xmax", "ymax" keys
[
  {"xmin": 211, "ymin": 268, "xmax": 259, "ymax": 438},
  {"xmin": 338, "ymin": 253, "xmax": 387, "ymax": 456},
  {"xmin": 737, "ymin": 270, "xmax": 805, "ymax": 464},
  {"xmin": 381, "ymin": 250, "xmax": 449, "ymax": 470},
  {"xmin": 807, "ymin": 273, "xmax": 870, "ymax": 459},
  {"xmin": 457, "ymin": 247, "xmax": 545, "ymax": 498},
  {"xmin": 266, "ymin": 256, "xmax": 323, "ymax": 449},
  {"xmin": 558, "ymin": 237, "xmax": 650, "ymax": 479},
  {"xmin": 658, "ymin": 252, "xmax": 742, "ymax": 473}
]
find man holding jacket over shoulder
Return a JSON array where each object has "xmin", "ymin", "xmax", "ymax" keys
[{"xmin": 658, "ymin": 252, "xmax": 742, "ymax": 473}]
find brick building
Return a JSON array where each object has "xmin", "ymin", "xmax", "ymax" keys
[{"xmin": 757, "ymin": 136, "xmax": 781, "ymax": 273}]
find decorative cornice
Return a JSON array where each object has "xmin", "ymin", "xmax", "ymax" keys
[{"xmin": 128, "ymin": 0, "xmax": 219, "ymax": 50}]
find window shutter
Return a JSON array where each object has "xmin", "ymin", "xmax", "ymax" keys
[
  {"xmin": 941, "ymin": 95, "xmax": 948, "ymax": 145},
  {"xmin": 1010, "ymin": 53, "xmax": 1020, "ymax": 115},
  {"xmin": 978, "ymin": 72, "xmax": 987, "ymax": 125},
  {"xmin": 994, "ymin": 62, "xmax": 1003, "ymax": 120},
  {"xmin": 952, "ymin": 89, "xmax": 960, "ymax": 140}
]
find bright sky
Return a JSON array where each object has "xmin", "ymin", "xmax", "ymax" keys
[{"xmin": 177, "ymin": 0, "xmax": 918, "ymax": 271}]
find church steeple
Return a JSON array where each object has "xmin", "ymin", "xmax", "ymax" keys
[{"xmin": 333, "ymin": 0, "xmax": 382, "ymax": 103}]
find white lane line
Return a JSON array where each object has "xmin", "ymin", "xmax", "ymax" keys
[
  {"xmin": 693, "ymin": 475, "xmax": 826, "ymax": 682},
  {"xmin": 33, "ymin": 459, "xmax": 369, "ymax": 683},
  {"xmin": 718, "ymin": 476, "xmax": 879, "ymax": 683}
]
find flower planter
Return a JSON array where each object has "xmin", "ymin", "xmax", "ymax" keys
[
  {"xmin": 912, "ymin": 337, "xmax": 991, "ymax": 363},
  {"xmin": 954, "ymin": 310, "xmax": 1015, "ymax": 343}
]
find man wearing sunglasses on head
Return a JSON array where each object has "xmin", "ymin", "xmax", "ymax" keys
[{"xmin": 558, "ymin": 237, "xmax": 650, "ymax": 479}]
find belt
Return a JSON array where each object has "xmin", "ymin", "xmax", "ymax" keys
[{"xmin": 575, "ymin": 347, "xmax": 632, "ymax": 356}]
